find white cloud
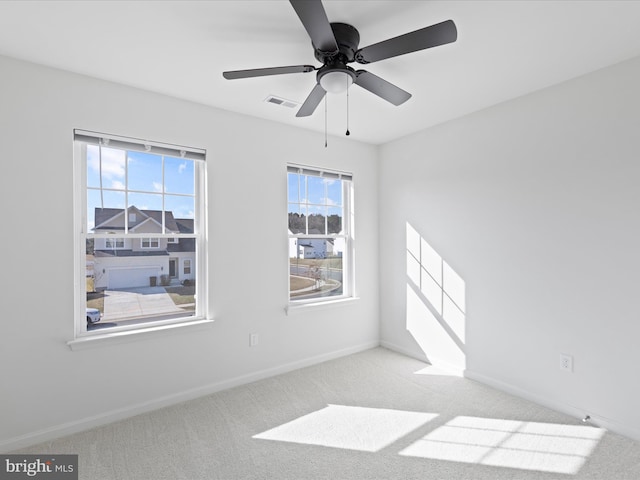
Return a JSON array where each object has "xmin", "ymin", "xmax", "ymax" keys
[
  {"xmin": 153, "ymin": 182, "xmax": 164, "ymax": 193},
  {"xmin": 111, "ymin": 180, "xmax": 125, "ymax": 190},
  {"xmin": 88, "ymin": 146, "xmax": 125, "ymax": 180},
  {"xmin": 171, "ymin": 207, "xmax": 194, "ymax": 219},
  {"xmin": 178, "ymin": 162, "xmax": 187, "ymax": 174}
]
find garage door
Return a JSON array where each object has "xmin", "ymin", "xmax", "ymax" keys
[{"xmin": 108, "ymin": 268, "xmax": 158, "ymax": 289}]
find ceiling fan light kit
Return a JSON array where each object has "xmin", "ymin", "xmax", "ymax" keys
[{"xmin": 223, "ymin": 0, "xmax": 457, "ymax": 125}]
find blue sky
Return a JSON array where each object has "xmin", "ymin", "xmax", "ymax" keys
[
  {"xmin": 86, "ymin": 145, "xmax": 195, "ymax": 230},
  {"xmin": 288, "ymin": 173, "xmax": 343, "ymax": 209}
]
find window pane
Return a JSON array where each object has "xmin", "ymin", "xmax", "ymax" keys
[
  {"xmin": 327, "ymin": 206, "xmax": 343, "ymax": 234},
  {"xmin": 289, "ymin": 238, "xmax": 343, "ymax": 300},
  {"xmin": 165, "ymin": 195, "xmax": 195, "ymax": 223},
  {"xmin": 86, "ymin": 145, "xmax": 101, "ymax": 188},
  {"xmin": 99, "ymin": 147, "xmax": 126, "ymax": 190},
  {"xmin": 288, "ymin": 173, "xmax": 300, "ymax": 203},
  {"xmin": 288, "ymin": 204, "xmax": 306, "ymax": 234},
  {"xmin": 307, "ymin": 176, "xmax": 325, "ymax": 204},
  {"xmin": 141, "ymin": 238, "xmax": 160, "ymax": 248},
  {"xmin": 307, "ymin": 205, "xmax": 327, "ymax": 235},
  {"xmin": 89, "ymin": 191, "xmax": 125, "ymax": 232},
  {"xmin": 128, "ymin": 192, "xmax": 163, "ymax": 212},
  {"xmin": 87, "ymin": 241, "xmax": 197, "ymax": 331},
  {"xmin": 165, "ymin": 156, "xmax": 194, "ymax": 195},
  {"xmin": 127, "ymin": 151, "xmax": 162, "ymax": 193},
  {"xmin": 326, "ymin": 179, "xmax": 342, "ymax": 206}
]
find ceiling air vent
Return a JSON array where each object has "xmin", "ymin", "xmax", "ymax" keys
[{"xmin": 265, "ymin": 95, "xmax": 299, "ymax": 109}]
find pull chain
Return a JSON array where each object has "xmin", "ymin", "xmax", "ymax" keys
[{"xmin": 346, "ymin": 76, "xmax": 350, "ymax": 136}]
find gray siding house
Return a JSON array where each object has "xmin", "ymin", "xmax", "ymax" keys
[{"xmin": 91, "ymin": 206, "xmax": 195, "ymax": 289}]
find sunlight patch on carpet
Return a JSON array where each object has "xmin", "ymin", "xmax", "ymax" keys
[
  {"xmin": 413, "ymin": 365, "xmax": 463, "ymax": 377},
  {"xmin": 399, "ymin": 416, "xmax": 605, "ymax": 475},
  {"xmin": 253, "ymin": 404, "xmax": 438, "ymax": 452}
]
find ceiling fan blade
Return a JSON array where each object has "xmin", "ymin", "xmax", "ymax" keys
[
  {"xmin": 355, "ymin": 20, "xmax": 457, "ymax": 64},
  {"xmin": 296, "ymin": 84, "xmax": 326, "ymax": 117},
  {"xmin": 289, "ymin": 0, "xmax": 338, "ymax": 54},
  {"xmin": 354, "ymin": 71, "xmax": 411, "ymax": 106},
  {"xmin": 223, "ymin": 65, "xmax": 315, "ymax": 80}
]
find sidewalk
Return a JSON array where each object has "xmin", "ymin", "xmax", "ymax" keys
[{"xmin": 102, "ymin": 286, "xmax": 184, "ymax": 321}]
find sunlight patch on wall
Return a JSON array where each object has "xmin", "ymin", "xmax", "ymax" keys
[
  {"xmin": 253, "ymin": 404, "xmax": 438, "ymax": 452},
  {"xmin": 406, "ymin": 222, "xmax": 466, "ymax": 370},
  {"xmin": 399, "ymin": 416, "xmax": 605, "ymax": 475},
  {"xmin": 407, "ymin": 287, "xmax": 466, "ymax": 369}
]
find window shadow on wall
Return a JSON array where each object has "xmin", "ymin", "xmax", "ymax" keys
[{"xmin": 406, "ymin": 222, "xmax": 466, "ymax": 372}]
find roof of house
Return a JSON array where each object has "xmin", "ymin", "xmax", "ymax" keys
[
  {"xmin": 174, "ymin": 218, "xmax": 194, "ymax": 234},
  {"xmin": 94, "ymin": 250, "xmax": 169, "ymax": 258},
  {"xmin": 94, "ymin": 206, "xmax": 180, "ymax": 232},
  {"xmin": 93, "ymin": 206, "xmax": 196, "ymax": 253},
  {"xmin": 168, "ymin": 218, "xmax": 195, "ymax": 253}
]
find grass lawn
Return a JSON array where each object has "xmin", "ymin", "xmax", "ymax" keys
[
  {"xmin": 290, "ymin": 257, "xmax": 343, "ymax": 269},
  {"xmin": 290, "ymin": 276, "xmax": 315, "ymax": 291},
  {"xmin": 86, "ymin": 292, "xmax": 104, "ymax": 312},
  {"xmin": 165, "ymin": 285, "xmax": 195, "ymax": 309},
  {"xmin": 86, "ymin": 277, "xmax": 103, "ymax": 311},
  {"xmin": 289, "ymin": 276, "xmax": 341, "ymax": 297}
]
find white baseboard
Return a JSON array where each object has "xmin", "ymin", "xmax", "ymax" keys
[
  {"xmin": 465, "ymin": 369, "xmax": 640, "ymax": 442},
  {"xmin": 379, "ymin": 340, "xmax": 429, "ymax": 363},
  {"xmin": 1, "ymin": 340, "xmax": 380, "ymax": 453},
  {"xmin": 380, "ymin": 340, "xmax": 467, "ymax": 376}
]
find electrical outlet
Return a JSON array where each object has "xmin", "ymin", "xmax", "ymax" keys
[
  {"xmin": 560, "ymin": 353, "xmax": 573, "ymax": 372},
  {"xmin": 250, "ymin": 333, "xmax": 259, "ymax": 347}
]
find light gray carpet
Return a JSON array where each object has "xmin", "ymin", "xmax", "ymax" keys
[{"xmin": 14, "ymin": 348, "xmax": 640, "ymax": 479}]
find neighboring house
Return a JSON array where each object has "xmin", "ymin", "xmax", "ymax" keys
[
  {"xmin": 297, "ymin": 238, "xmax": 334, "ymax": 259},
  {"xmin": 289, "ymin": 238, "xmax": 334, "ymax": 258},
  {"xmin": 91, "ymin": 206, "xmax": 195, "ymax": 290}
]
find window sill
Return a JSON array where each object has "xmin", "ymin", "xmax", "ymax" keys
[
  {"xmin": 285, "ymin": 297, "xmax": 360, "ymax": 316},
  {"xmin": 67, "ymin": 318, "xmax": 214, "ymax": 351}
]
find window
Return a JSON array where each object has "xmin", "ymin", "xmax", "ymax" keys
[
  {"xmin": 105, "ymin": 238, "xmax": 125, "ymax": 249},
  {"xmin": 141, "ymin": 237, "xmax": 160, "ymax": 249},
  {"xmin": 73, "ymin": 130, "xmax": 207, "ymax": 339},
  {"xmin": 287, "ymin": 165, "xmax": 354, "ymax": 303},
  {"xmin": 184, "ymin": 259, "xmax": 191, "ymax": 275}
]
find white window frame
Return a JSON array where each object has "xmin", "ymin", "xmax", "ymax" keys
[
  {"xmin": 287, "ymin": 164, "xmax": 355, "ymax": 306},
  {"xmin": 105, "ymin": 238, "xmax": 125, "ymax": 249},
  {"xmin": 184, "ymin": 259, "xmax": 192, "ymax": 275},
  {"xmin": 141, "ymin": 237, "xmax": 160, "ymax": 249},
  {"xmin": 71, "ymin": 129, "xmax": 209, "ymax": 345}
]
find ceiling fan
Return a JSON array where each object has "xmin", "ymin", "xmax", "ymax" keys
[{"xmin": 223, "ymin": 0, "xmax": 457, "ymax": 118}]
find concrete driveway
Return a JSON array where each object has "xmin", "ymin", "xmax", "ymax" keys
[{"xmin": 102, "ymin": 286, "xmax": 184, "ymax": 321}]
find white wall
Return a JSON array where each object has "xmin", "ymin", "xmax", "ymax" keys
[
  {"xmin": 379, "ymin": 55, "xmax": 640, "ymax": 439},
  {"xmin": 0, "ymin": 55, "xmax": 379, "ymax": 450}
]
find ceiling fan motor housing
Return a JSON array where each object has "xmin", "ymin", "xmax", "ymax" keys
[
  {"xmin": 314, "ymin": 23, "xmax": 360, "ymax": 63},
  {"xmin": 314, "ymin": 23, "xmax": 360, "ymax": 90}
]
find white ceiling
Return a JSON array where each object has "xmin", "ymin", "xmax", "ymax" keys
[{"xmin": 1, "ymin": 1, "xmax": 640, "ymax": 145}]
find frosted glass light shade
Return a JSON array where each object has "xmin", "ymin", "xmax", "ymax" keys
[{"xmin": 319, "ymin": 71, "xmax": 353, "ymax": 93}]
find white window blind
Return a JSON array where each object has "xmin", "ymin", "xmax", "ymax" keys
[
  {"xmin": 74, "ymin": 129, "xmax": 205, "ymax": 161},
  {"xmin": 287, "ymin": 164, "xmax": 353, "ymax": 182}
]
